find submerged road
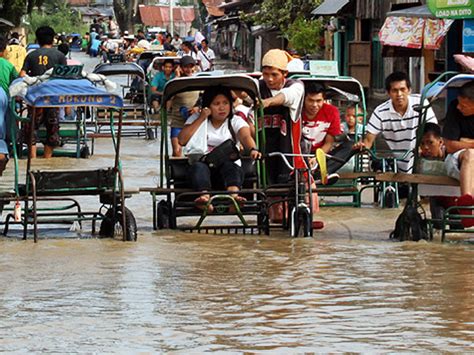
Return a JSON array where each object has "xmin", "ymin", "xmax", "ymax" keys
[{"xmin": 0, "ymin": 51, "xmax": 472, "ymax": 352}]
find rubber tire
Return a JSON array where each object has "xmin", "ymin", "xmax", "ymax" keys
[
  {"xmin": 292, "ymin": 207, "xmax": 311, "ymax": 238},
  {"xmin": 257, "ymin": 208, "xmax": 270, "ymax": 235},
  {"xmin": 156, "ymin": 200, "xmax": 169, "ymax": 229},
  {"xmin": 80, "ymin": 145, "xmax": 91, "ymax": 159},
  {"xmin": 99, "ymin": 207, "xmax": 137, "ymax": 241},
  {"xmin": 385, "ymin": 189, "xmax": 396, "ymax": 208},
  {"xmin": 146, "ymin": 128, "xmax": 155, "ymax": 140}
]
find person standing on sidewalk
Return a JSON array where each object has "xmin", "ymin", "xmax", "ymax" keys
[{"xmin": 198, "ymin": 39, "xmax": 215, "ymax": 72}]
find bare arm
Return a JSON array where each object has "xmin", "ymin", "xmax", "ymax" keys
[
  {"xmin": 238, "ymin": 126, "xmax": 261, "ymax": 160},
  {"xmin": 353, "ymin": 132, "xmax": 377, "ymax": 150},
  {"xmin": 178, "ymin": 108, "xmax": 210, "ymax": 146},
  {"xmin": 321, "ymin": 134, "xmax": 335, "ymax": 154},
  {"xmin": 262, "ymin": 93, "xmax": 286, "ymax": 109},
  {"xmin": 444, "ymin": 138, "xmax": 474, "ymax": 154}
]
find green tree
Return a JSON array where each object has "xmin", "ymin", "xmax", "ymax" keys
[
  {"xmin": 249, "ymin": 0, "xmax": 324, "ymax": 55},
  {"xmin": 286, "ymin": 16, "xmax": 323, "ymax": 56},
  {"xmin": 0, "ymin": 0, "xmax": 44, "ymax": 26},
  {"xmin": 113, "ymin": 0, "xmax": 142, "ymax": 33},
  {"xmin": 26, "ymin": 2, "xmax": 88, "ymax": 40}
]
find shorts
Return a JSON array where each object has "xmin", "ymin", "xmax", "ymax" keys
[
  {"xmin": 445, "ymin": 149, "xmax": 465, "ymax": 180},
  {"xmin": 22, "ymin": 107, "xmax": 61, "ymax": 147},
  {"xmin": 170, "ymin": 127, "xmax": 182, "ymax": 139}
]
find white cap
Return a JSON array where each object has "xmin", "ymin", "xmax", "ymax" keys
[{"xmin": 137, "ymin": 39, "xmax": 151, "ymax": 49}]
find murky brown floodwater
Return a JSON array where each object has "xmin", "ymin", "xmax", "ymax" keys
[{"xmin": 0, "ymin": 52, "xmax": 473, "ymax": 352}]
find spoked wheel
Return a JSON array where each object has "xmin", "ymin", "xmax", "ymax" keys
[{"xmin": 99, "ymin": 207, "xmax": 137, "ymax": 241}]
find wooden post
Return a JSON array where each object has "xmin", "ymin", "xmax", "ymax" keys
[{"xmin": 423, "ymin": 48, "xmax": 435, "ymax": 84}]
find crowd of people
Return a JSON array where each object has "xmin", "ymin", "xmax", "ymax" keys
[{"xmin": 0, "ymin": 21, "xmax": 472, "ymax": 229}]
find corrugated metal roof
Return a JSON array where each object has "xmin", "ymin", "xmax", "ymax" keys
[
  {"xmin": 0, "ymin": 17, "xmax": 14, "ymax": 27},
  {"xmin": 72, "ymin": 6, "xmax": 114, "ymax": 17},
  {"xmin": 387, "ymin": 4, "xmax": 435, "ymax": 19},
  {"xmin": 138, "ymin": 5, "xmax": 195, "ymax": 27},
  {"xmin": 312, "ymin": 0, "xmax": 350, "ymax": 16}
]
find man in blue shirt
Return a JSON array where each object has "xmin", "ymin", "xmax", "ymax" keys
[{"xmin": 150, "ymin": 59, "xmax": 176, "ymax": 112}]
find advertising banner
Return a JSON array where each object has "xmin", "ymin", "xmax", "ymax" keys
[{"xmin": 427, "ymin": 0, "xmax": 474, "ymax": 19}]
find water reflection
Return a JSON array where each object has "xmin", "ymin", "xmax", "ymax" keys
[{"xmin": 1, "ymin": 236, "xmax": 473, "ymax": 352}]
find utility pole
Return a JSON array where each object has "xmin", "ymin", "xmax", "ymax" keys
[{"xmin": 169, "ymin": 0, "xmax": 174, "ymax": 35}]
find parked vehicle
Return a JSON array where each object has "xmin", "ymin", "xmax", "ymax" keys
[{"xmin": 6, "ymin": 70, "xmax": 137, "ymax": 242}]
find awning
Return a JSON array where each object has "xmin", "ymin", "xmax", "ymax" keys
[
  {"xmin": 0, "ymin": 17, "xmax": 14, "ymax": 27},
  {"xmin": 387, "ymin": 4, "xmax": 436, "ymax": 19},
  {"xmin": 311, "ymin": 0, "xmax": 350, "ymax": 16},
  {"xmin": 379, "ymin": 13, "xmax": 454, "ymax": 50}
]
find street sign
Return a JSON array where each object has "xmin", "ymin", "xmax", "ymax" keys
[
  {"xmin": 427, "ymin": 0, "xmax": 474, "ymax": 19},
  {"xmin": 463, "ymin": 19, "xmax": 474, "ymax": 52},
  {"xmin": 309, "ymin": 60, "xmax": 339, "ymax": 77}
]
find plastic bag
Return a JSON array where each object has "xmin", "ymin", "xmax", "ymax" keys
[{"xmin": 183, "ymin": 119, "xmax": 207, "ymax": 163}]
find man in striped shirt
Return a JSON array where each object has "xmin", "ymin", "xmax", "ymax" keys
[{"xmin": 354, "ymin": 72, "xmax": 437, "ymax": 173}]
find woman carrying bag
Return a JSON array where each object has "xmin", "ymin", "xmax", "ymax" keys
[{"xmin": 178, "ymin": 86, "xmax": 261, "ymax": 212}]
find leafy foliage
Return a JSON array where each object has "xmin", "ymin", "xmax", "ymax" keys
[
  {"xmin": 0, "ymin": 0, "xmax": 44, "ymax": 26},
  {"xmin": 254, "ymin": 0, "xmax": 322, "ymax": 33},
  {"xmin": 26, "ymin": 2, "xmax": 88, "ymax": 41},
  {"xmin": 249, "ymin": 0, "xmax": 324, "ymax": 56},
  {"xmin": 286, "ymin": 16, "xmax": 323, "ymax": 56}
]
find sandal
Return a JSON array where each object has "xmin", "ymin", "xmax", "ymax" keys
[
  {"xmin": 195, "ymin": 194, "xmax": 214, "ymax": 213},
  {"xmin": 228, "ymin": 195, "xmax": 246, "ymax": 213}
]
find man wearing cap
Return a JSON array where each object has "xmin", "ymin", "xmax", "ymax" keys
[
  {"xmin": 168, "ymin": 56, "xmax": 199, "ymax": 156},
  {"xmin": 101, "ymin": 34, "xmax": 119, "ymax": 62},
  {"xmin": 257, "ymin": 49, "xmax": 321, "ymax": 225},
  {"xmin": 258, "ymin": 48, "xmax": 305, "ymax": 184}
]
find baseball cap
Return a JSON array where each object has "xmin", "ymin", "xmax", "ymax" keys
[
  {"xmin": 180, "ymin": 55, "xmax": 195, "ymax": 66},
  {"xmin": 262, "ymin": 49, "xmax": 293, "ymax": 71}
]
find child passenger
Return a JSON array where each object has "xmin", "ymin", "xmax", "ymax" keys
[
  {"xmin": 419, "ymin": 122, "xmax": 445, "ymax": 160},
  {"xmin": 419, "ymin": 123, "xmax": 460, "ymax": 229},
  {"xmin": 343, "ymin": 105, "xmax": 363, "ymax": 136}
]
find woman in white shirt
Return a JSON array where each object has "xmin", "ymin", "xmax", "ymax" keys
[{"xmin": 178, "ymin": 86, "xmax": 261, "ymax": 212}]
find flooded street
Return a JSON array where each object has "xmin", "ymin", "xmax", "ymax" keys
[{"xmin": 0, "ymin": 52, "xmax": 473, "ymax": 352}]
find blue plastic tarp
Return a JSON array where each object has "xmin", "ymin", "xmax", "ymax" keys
[{"xmin": 12, "ymin": 78, "xmax": 123, "ymax": 108}]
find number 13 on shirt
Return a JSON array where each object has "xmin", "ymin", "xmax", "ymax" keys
[{"xmin": 38, "ymin": 55, "xmax": 49, "ymax": 65}]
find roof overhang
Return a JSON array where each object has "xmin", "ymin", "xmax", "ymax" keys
[
  {"xmin": 387, "ymin": 4, "xmax": 436, "ymax": 19},
  {"xmin": 0, "ymin": 17, "xmax": 15, "ymax": 27},
  {"xmin": 312, "ymin": 0, "xmax": 350, "ymax": 16}
]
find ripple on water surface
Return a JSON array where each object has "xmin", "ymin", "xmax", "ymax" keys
[{"xmin": 0, "ymin": 234, "xmax": 473, "ymax": 352}]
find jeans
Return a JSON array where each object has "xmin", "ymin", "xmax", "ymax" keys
[
  {"xmin": 190, "ymin": 161, "xmax": 244, "ymax": 191},
  {"xmin": 0, "ymin": 90, "xmax": 9, "ymax": 155}
]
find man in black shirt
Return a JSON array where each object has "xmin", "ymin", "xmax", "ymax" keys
[
  {"xmin": 20, "ymin": 26, "xmax": 66, "ymax": 158},
  {"xmin": 442, "ymin": 81, "xmax": 474, "ymax": 227}
]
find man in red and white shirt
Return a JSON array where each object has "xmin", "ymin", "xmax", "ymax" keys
[{"xmin": 301, "ymin": 82, "xmax": 341, "ymax": 155}]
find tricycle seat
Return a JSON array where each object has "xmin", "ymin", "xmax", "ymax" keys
[
  {"xmin": 167, "ymin": 156, "xmax": 257, "ymax": 189},
  {"xmin": 27, "ymin": 168, "xmax": 116, "ymax": 196}
]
